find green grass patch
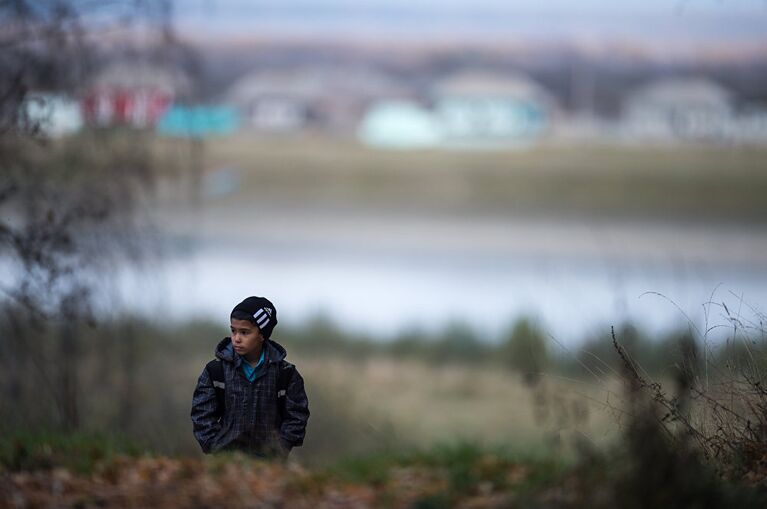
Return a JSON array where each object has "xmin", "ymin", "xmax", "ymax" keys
[
  {"xmin": 0, "ymin": 430, "xmax": 146, "ymax": 474},
  {"xmin": 325, "ymin": 441, "xmax": 568, "ymax": 496}
]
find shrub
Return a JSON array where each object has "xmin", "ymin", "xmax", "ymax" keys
[{"xmin": 500, "ymin": 317, "xmax": 549, "ymax": 379}]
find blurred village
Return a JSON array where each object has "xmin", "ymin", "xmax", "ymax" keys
[{"xmin": 25, "ymin": 41, "xmax": 767, "ymax": 148}]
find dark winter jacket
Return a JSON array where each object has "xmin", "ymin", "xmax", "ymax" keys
[{"xmin": 191, "ymin": 337, "xmax": 309, "ymax": 457}]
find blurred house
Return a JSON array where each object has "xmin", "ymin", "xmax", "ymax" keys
[
  {"xmin": 82, "ymin": 61, "xmax": 192, "ymax": 128},
  {"xmin": 358, "ymin": 100, "xmax": 440, "ymax": 149},
  {"xmin": 22, "ymin": 93, "xmax": 83, "ymax": 137},
  {"xmin": 225, "ymin": 65, "xmax": 408, "ymax": 134},
  {"xmin": 225, "ymin": 69, "xmax": 316, "ymax": 132},
  {"xmin": 431, "ymin": 71, "xmax": 555, "ymax": 144},
  {"xmin": 156, "ymin": 105, "xmax": 239, "ymax": 138},
  {"xmin": 623, "ymin": 77, "xmax": 734, "ymax": 142}
]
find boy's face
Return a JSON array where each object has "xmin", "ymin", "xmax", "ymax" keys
[{"xmin": 230, "ymin": 318, "xmax": 265, "ymax": 358}]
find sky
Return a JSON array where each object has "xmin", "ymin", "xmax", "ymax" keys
[{"xmin": 171, "ymin": 0, "xmax": 767, "ymax": 43}]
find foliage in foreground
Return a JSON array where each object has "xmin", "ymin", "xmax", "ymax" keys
[
  {"xmin": 0, "ymin": 440, "xmax": 556, "ymax": 508},
  {"xmin": 1, "ymin": 431, "xmax": 765, "ymax": 509},
  {"xmin": 0, "ymin": 431, "xmax": 144, "ymax": 475}
]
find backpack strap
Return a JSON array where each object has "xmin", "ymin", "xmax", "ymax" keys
[
  {"xmin": 276, "ymin": 360, "xmax": 295, "ymax": 424},
  {"xmin": 205, "ymin": 359, "xmax": 225, "ymax": 420}
]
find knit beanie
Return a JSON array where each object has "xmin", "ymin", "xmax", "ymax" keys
[{"xmin": 230, "ymin": 296, "xmax": 278, "ymax": 339}]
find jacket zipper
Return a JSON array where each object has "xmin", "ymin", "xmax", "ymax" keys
[{"xmin": 244, "ymin": 359, "xmax": 270, "ymax": 452}]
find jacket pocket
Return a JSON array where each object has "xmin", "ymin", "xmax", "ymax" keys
[{"xmin": 210, "ymin": 412, "xmax": 236, "ymax": 452}]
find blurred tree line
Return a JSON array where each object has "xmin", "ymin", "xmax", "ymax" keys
[
  {"xmin": 220, "ymin": 312, "xmax": 765, "ymax": 382},
  {"xmin": 0, "ymin": 1, "xmax": 195, "ymax": 433},
  {"xmin": 3, "ymin": 305, "xmax": 762, "ymax": 457}
]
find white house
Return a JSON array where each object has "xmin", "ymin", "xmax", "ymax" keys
[
  {"xmin": 431, "ymin": 71, "xmax": 555, "ymax": 145},
  {"xmin": 23, "ymin": 93, "xmax": 83, "ymax": 137},
  {"xmin": 623, "ymin": 77, "xmax": 734, "ymax": 142},
  {"xmin": 225, "ymin": 69, "xmax": 318, "ymax": 132},
  {"xmin": 225, "ymin": 65, "xmax": 407, "ymax": 134},
  {"xmin": 358, "ymin": 100, "xmax": 440, "ymax": 149}
]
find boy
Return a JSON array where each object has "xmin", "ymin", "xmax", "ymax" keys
[{"xmin": 191, "ymin": 296, "xmax": 309, "ymax": 458}]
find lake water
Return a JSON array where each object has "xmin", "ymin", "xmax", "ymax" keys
[{"xmin": 113, "ymin": 211, "xmax": 767, "ymax": 345}]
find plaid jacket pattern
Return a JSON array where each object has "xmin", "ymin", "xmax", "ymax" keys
[{"xmin": 191, "ymin": 338, "xmax": 309, "ymax": 455}]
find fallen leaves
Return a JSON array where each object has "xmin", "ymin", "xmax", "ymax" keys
[{"xmin": 0, "ymin": 453, "xmax": 535, "ymax": 509}]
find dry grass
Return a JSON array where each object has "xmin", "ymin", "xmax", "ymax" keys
[
  {"xmin": 168, "ymin": 352, "xmax": 624, "ymax": 464},
  {"xmin": 154, "ymin": 136, "xmax": 767, "ymax": 225},
  {"xmin": 294, "ymin": 355, "xmax": 622, "ymax": 457}
]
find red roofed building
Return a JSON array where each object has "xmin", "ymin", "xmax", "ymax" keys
[{"xmin": 82, "ymin": 61, "xmax": 191, "ymax": 128}]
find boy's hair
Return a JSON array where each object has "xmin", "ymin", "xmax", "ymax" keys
[{"xmin": 230, "ymin": 296, "xmax": 278, "ymax": 339}]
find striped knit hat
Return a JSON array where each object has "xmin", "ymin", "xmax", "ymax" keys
[{"xmin": 230, "ymin": 296, "xmax": 278, "ymax": 339}]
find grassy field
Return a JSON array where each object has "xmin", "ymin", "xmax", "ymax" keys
[
  {"xmin": 47, "ymin": 346, "xmax": 617, "ymax": 465},
  {"xmin": 169, "ymin": 351, "xmax": 623, "ymax": 466},
  {"xmin": 155, "ymin": 136, "xmax": 767, "ymax": 224},
  {"xmin": 301, "ymin": 356, "xmax": 619, "ymax": 449},
  {"xmin": 4, "ymin": 347, "xmax": 765, "ymax": 508},
  {"xmin": 3, "ymin": 317, "xmax": 766, "ymax": 508}
]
